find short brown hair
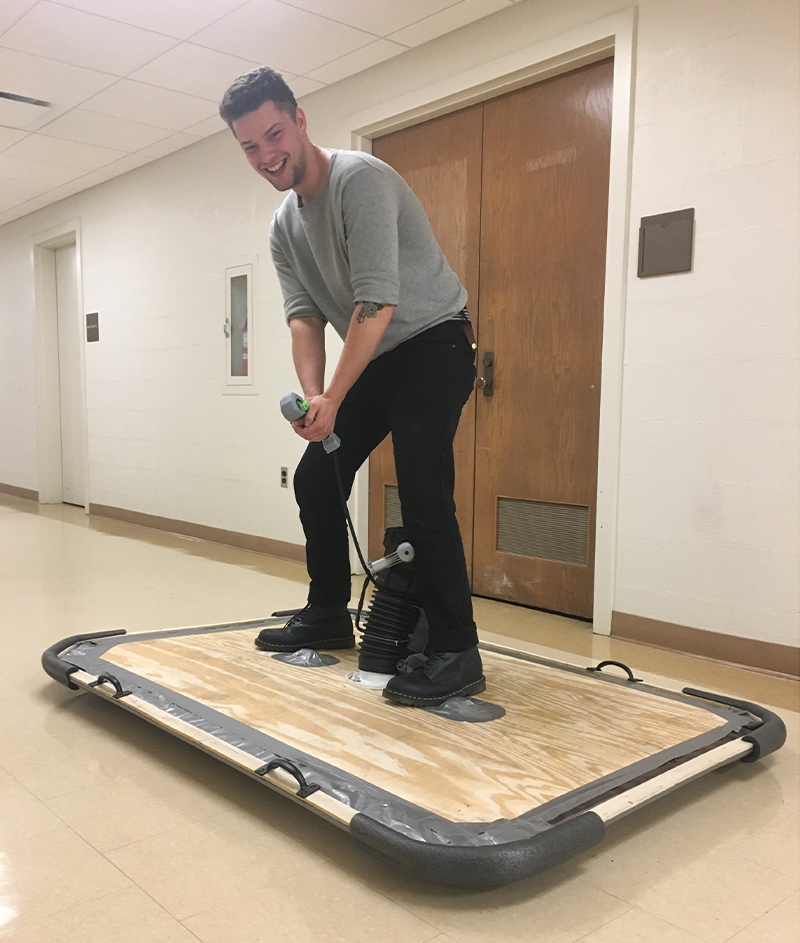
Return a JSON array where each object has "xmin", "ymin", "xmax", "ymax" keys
[{"xmin": 219, "ymin": 67, "xmax": 298, "ymax": 129}]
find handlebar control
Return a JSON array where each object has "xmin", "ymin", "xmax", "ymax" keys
[{"xmin": 280, "ymin": 392, "xmax": 341, "ymax": 453}]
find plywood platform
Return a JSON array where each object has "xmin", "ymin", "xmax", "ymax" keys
[
  {"xmin": 99, "ymin": 625, "xmax": 725, "ymax": 822},
  {"xmin": 42, "ymin": 619, "xmax": 784, "ymax": 887}
]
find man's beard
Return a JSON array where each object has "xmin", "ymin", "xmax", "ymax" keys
[
  {"xmin": 288, "ymin": 150, "xmax": 306, "ymax": 189},
  {"xmin": 266, "ymin": 150, "xmax": 306, "ymax": 191}
]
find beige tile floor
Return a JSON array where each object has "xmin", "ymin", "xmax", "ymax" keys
[{"xmin": 0, "ymin": 493, "xmax": 798, "ymax": 943}]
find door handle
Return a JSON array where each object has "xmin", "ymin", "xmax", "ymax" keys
[{"xmin": 475, "ymin": 350, "xmax": 494, "ymax": 396}]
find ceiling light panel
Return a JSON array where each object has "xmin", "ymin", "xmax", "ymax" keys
[
  {"xmin": 52, "ymin": 0, "xmax": 253, "ymax": 40},
  {"xmin": 281, "ymin": 0, "xmax": 462, "ymax": 37},
  {"xmin": 0, "ymin": 2, "xmax": 177, "ymax": 75},
  {"xmin": 79, "ymin": 80, "xmax": 220, "ymax": 132},
  {"xmin": 191, "ymin": 0, "xmax": 376, "ymax": 76},
  {"xmin": 40, "ymin": 109, "xmax": 174, "ymax": 152},
  {"xmin": 130, "ymin": 44, "xmax": 264, "ymax": 101}
]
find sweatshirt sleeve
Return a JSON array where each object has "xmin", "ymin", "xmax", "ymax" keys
[
  {"xmin": 269, "ymin": 222, "xmax": 326, "ymax": 323},
  {"xmin": 340, "ymin": 165, "xmax": 401, "ymax": 306}
]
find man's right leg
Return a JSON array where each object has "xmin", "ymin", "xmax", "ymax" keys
[
  {"xmin": 254, "ymin": 432, "xmax": 358, "ymax": 650},
  {"xmin": 255, "ymin": 370, "xmax": 390, "ymax": 651}
]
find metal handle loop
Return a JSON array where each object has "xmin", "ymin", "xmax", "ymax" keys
[
  {"xmin": 88, "ymin": 672, "xmax": 132, "ymax": 698},
  {"xmin": 256, "ymin": 757, "xmax": 321, "ymax": 799},
  {"xmin": 586, "ymin": 660, "xmax": 642, "ymax": 683}
]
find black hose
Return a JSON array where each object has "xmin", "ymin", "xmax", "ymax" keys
[
  {"xmin": 332, "ymin": 450, "xmax": 381, "ymax": 591},
  {"xmin": 332, "ymin": 450, "xmax": 411, "ymax": 635}
]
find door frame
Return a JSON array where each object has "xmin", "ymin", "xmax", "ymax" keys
[
  {"xmin": 32, "ymin": 219, "xmax": 90, "ymax": 509},
  {"xmin": 346, "ymin": 8, "xmax": 638, "ymax": 636}
]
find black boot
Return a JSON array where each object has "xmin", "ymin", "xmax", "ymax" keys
[
  {"xmin": 382, "ymin": 646, "xmax": 485, "ymax": 706},
  {"xmin": 254, "ymin": 604, "xmax": 354, "ymax": 652}
]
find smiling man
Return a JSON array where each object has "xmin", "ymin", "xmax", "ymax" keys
[{"xmin": 219, "ymin": 67, "xmax": 483, "ymax": 707}]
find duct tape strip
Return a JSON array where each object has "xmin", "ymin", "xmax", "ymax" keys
[
  {"xmin": 424, "ymin": 696, "xmax": 506, "ymax": 723},
  {"xmin": 272, "ymin": 650, "xmax": 340, "ymax": 668},
  {"xmin": 56, "ymin": 627, "xmax": 759, "ymax": 848}
]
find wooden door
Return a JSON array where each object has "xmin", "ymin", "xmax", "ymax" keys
[
  {"xmin": 472, "ymin": 60, "xmax": 613, "ymax": 617},
  {"xmin": 368, "ymin": 104, "xmax": 483, "ymax": 569},
  {"xmin": 369, "ymin": 59, "xmax": 613, "ymax": 619}
]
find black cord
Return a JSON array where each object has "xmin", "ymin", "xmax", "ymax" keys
[
  {"xmin": 332, "ymin": 451, "xmax": 379, "ymax": 634},
  {"xmin": 355, "ymin": 574, "xmax": 370, "ymax": 635},
  {"xmin": 332, "ymin": 451, "xmax": 379, "ymax": 588},
  {"xmin": 331, "ymin": 450, "xmax": 411, "ymax": 634}
]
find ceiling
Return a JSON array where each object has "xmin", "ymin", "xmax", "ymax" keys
[{"xmin": 0, "ymin": 0, "xmax": 518, "ymax": 226}]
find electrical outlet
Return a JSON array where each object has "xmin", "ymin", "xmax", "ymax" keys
[{"xmin": 280, "ymin": 467, "xmax": 288, "ymax": 488}]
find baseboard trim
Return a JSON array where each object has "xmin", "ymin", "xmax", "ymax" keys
[
  {"xmin": 0, "ymin": 483, "xmax": 39, "ymax": 501},
  {"xmin": 89, "ymin": 503, "xmax": 306, "ymax": 565},
  {"xmin": 612, "ymin": 611, "xmax": 799, "ymax": 678}
]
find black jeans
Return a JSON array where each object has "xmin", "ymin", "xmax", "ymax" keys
[{"xmin": 293, "ymin": 319, "xmax": 478, "ymax": 652}]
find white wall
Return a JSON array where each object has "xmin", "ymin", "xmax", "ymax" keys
[
  {"xmin": 619, "ymin": 0, "xmax": 799, "ymax": 645},
  {"xmin": 0, "ymin": 0, "xmax": 797, "ymax": 647},
  {"xmin": 1, "ymin": 136, "xmax": 313, "ymax": 544},
  {"xmin": 0, "ymin": 235, "xmax": 39, "ymax": 491}
]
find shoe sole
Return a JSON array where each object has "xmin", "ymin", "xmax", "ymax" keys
[
  {"xmin": 382, "ymin": 675, "xmax": 486, "ymax": 707},
  {"xmin": 254, "ymin": 635, "xmax": 355, "ymax": 652}
]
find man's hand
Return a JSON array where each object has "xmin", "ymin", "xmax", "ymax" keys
[
  {"xmin": 290, "ymin": 392, "xmax": 340, "ymax": 442},
  {"xmin": 288, "ymin": 302, "xmax": 395, "ymax": 445}
]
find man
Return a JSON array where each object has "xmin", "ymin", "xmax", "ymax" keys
[{"xmin": 219, "ymin": 67, "xmax": 483, "ymax": 706}]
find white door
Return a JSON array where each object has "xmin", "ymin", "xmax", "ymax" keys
[{"xmin": 55, "ymin": 244, "xmax": 85, "ymax": 507}]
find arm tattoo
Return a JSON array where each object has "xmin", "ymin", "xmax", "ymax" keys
[{"xmin": 356, "ymin": 301, "xmax": 384, "ymax": 324}]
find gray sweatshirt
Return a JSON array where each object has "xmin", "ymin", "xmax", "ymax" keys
[{"xmin": 269, "ymin": 149, "xmax": 467, "ymax": 359}]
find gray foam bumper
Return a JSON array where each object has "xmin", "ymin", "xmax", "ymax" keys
[
  {"xmin": 682, "ymin": 688, "xmax": 787, "ymax": 762},
  {"xmin": 349, "ymin": 810, "xmax": 606, "ymax": 886}
]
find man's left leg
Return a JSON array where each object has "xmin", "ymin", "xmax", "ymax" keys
[{"xmin": 381, "ymin": 321, "xmax": 484, "ymax": 706}]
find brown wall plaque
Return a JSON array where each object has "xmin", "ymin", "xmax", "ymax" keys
[{"xmin": 638, "ymin": 207, "xmax": 694, "ymax": 277}]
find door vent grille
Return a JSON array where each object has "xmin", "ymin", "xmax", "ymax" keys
[
  {"xmin": 497, "ymin": 498, "xmax": 589, "ymax": 565},
  {"xmin": 385, "ymin": 485, "xmax": 403, "ymax": 528}
]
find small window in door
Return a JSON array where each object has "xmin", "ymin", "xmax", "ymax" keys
[{"xmin": 225, "ymin": 264, "xmax": 253, "ymax": 386}]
